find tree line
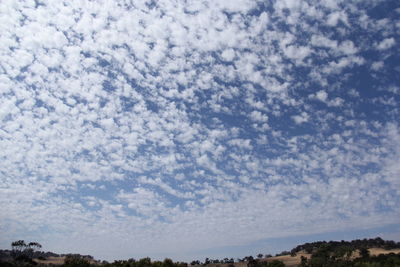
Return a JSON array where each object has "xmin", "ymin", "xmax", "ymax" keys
[{"xmin": 1, "ymin": 237, "xmax": 400, "ymax": 267}]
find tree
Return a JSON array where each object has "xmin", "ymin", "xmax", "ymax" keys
[
  {"xmin": 257, "ymin": 254, "xmax": 263, "ymax": 259},
  {"xmin": 138, "ymin": 257, "xmax": 152, "ymax": 267},
  {"xmin": 300, "ymin": 256, "xmax": 308, "ymax": 267},
  {"xmin": 162, "ymin": 258, "xmax": 175, "ymax": 267},
  {"xmin": 246, "ymin": 257, "xmax": 258, "ymax": 267},
  {"xmin": 309, "ymin": 243, "xmax": 333, "ymax": 267},
  {"xmin": 63, "ymin": 255, "xmax": 91, "ymax": 267},
  {"xmin": 244, "ymin": 256, "xmax": 254, "ymax": 262},
  {"xmin": 26, "ymin": 242, "xmax": 42, "ymax": 259},
  {"xmin": 333, "ymin": 245, "xmax": 353, "ymax": 261},
  {"xmin": 177, "ymin": 262, "xmax": 188, "ymax": 267},
  {"xmin": 359, "ymin": 247, "xmax": 370, "ymax": 259},
  {"xmin": 267, "ymin": 260, "xmax": 284, "ymax": 267},
  {"xmin": 11, "ymin": 240, "xmax": 27, "ymax": 259},
  {"xmin": 11, "ymin": 240, "xmax": 42, "ymax": 263}
]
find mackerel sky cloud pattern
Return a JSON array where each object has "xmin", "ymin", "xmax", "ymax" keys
[{"xmin": 0, "ymin": 0, "xmax": 399, "ymax": 261}]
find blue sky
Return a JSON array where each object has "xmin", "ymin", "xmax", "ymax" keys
[{"xmin": 0, "ymin": 0, "xmax": 399, "ymax": 262}]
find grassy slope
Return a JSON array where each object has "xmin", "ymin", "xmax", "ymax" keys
[
  {"xmin": 261, "ymin": 248, "xmax": 400, "ymax": 267},
  {"xmin": 199, "ymin": 248, "xmax": 400, "ymax": 267}
]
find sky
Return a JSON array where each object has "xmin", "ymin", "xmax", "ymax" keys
[{"xmin": 0, "ymin": 0, "xmax": 399, "ymax": 262}]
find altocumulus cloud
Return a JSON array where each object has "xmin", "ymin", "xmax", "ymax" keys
[{"xmin": 0, "ymin": 0, "xmax": 399, "ymax": 261}]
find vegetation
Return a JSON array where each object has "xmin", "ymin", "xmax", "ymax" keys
[
  {"xmin": 285, "ymin": 237, "xmax": 400, "ymax": 267},
  {"xmin": 302, "ymin": 246, "xmax": 400, "ymax": 267},
  {"xmin": 0, "ymin": 237, "xmax": 399, "ymax": 267},
  {"xmin": 0, "ymin": 240, "xmax": 43, "ymax": 266},
  {"xmin": 289, "ymin": 237, "xmax": 400, "ymax": 255},
  {"xmin": 100, "ymin": 257, "xmax": 189, "ymax": 267},
  {"xmin": 247, "ymin": 258, "xmax": 285, "ymax": 267},
  {"xmin": 63, "ymin": 255, "xmax": 92, "ymax": 267}
]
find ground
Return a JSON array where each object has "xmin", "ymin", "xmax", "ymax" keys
[{"xmin": 31, "ymin": 248, "xmax": 400, "ymax": 266}]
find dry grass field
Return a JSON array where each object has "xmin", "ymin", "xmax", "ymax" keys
[
  {"xmin": 369, "ymin": 248, "xmax": 400, "ymax": 256},
  {"xmin": 33, "ymin": 255, "xmax": 99, "ymax": 265},
  {"xmin": 34, "ymin": 256, "xmax": 66, "ymax": 265},
  {"xmin": 261, "ymin": 252, "xmax": 311, "ymax": 267},
  {"xmin": 260, "ymin": 248, "xmax": 400, "ymax": 267}
]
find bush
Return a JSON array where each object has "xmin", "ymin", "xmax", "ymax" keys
[
  {"xmin": 63, "ymin": 255, "xmax": 91, "ymax": 267},
  {"xmin": 267, "ymin": 260, "xmax": 285, "ymax": 267}
]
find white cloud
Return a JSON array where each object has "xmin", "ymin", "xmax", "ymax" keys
[
  {"xmin": 338, "ymin": 40, "xmax": 358, "ymax": 55},
  {"xmin": 284, "ymin": 45, "xmax": 312, "ymax": 61},
  {"xmin": 292, "ymin": 112, "xmax": 309, "ymax": 124},
  {"xmin": 376, "ymin": 37, "xmax": 395, "ymax": 50},
  {"xmin": 311, "ymin": 35, "xmax": 338, "ymax": 49},
  {"xmin": 315, "ymin": 90, "xmax": 328, "ymax": 102},
  {"xmin": 221, "ymin": 49, "xmax": 236, "ymax": 62},
  {"xmin": 328, "ymin": 97, "xmax": 344, "ymax": 107},
  {"xmin": 250, "ymin": 110, "xmax": 269, "ymax": 122},
  {"xmin": 371, "ymin": 61, "xmax": 384, "ymax": 71},
  {"xmin": 326, "ymin": 11, "xmax": 347, "ymax": 27}
]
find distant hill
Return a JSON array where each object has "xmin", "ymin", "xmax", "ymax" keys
[
  {"xmin": 289, "ymin": 236, "xmax": 400, "ymax": 255},
  {"xmin": 259, "ymin": 247, "xmax": 400, "ymax": 267},
  {"xmin": 194, "ymin": 237, "xmax": 400, "ymax": 267}
]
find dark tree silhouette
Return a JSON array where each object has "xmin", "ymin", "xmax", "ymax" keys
[
  {"xmin": 63, "ymin": 255, "xmax": 91, "ymax": 267},
  {"xmin": 267, "ymin": 260, "xmax": 285, "ymax": 267},
  {"xmin": 359, "ymin": 247, "xmax": 370, "ymax": 259},
  {"xmin": 10, "ymin": 240, "xmax": 42, "ymax": 264},
  {"xmin": 300, "ymin": 256, "xmax": 308, "ymax": 267}
]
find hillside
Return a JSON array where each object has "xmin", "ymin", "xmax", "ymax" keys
[{"xmin": 261, "ymin": 248, "xmax": 400, "ymax": 267}]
